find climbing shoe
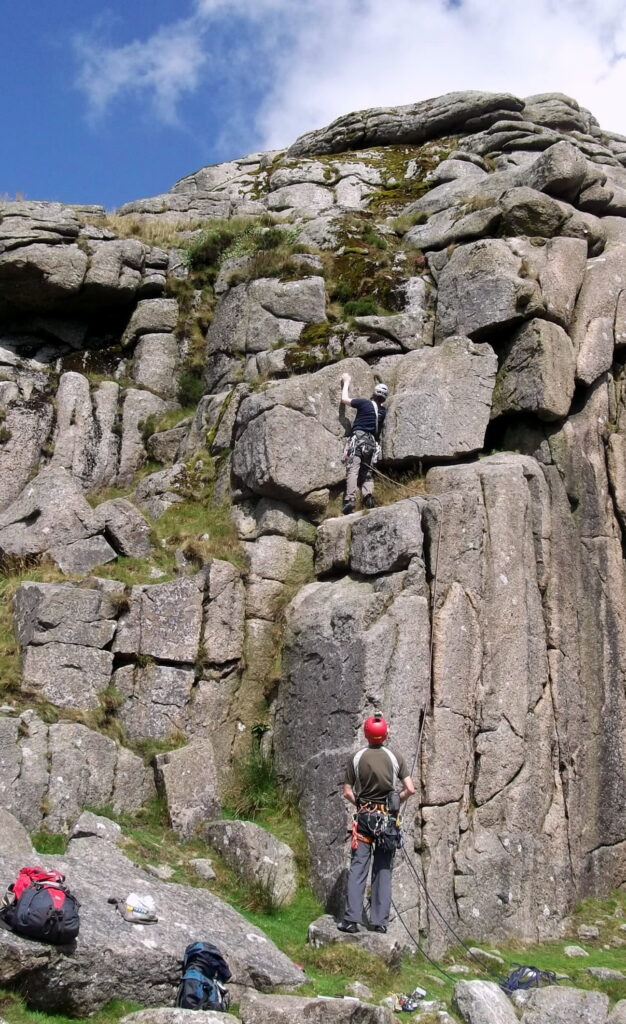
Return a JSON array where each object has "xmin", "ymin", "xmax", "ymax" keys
[
  {"xmin": 369, "ymin": 924, "xmax": 387, "ymax": 933},
  {"xmin": 337, "ymin": 921, "xmax": 358, "ymax": 933},
  {"xmin": 342, "ymin": 502, "xmax": 355, "ymax": 516},
  {"xmin": 364, "ymin": 495, "xmax": 376, "ymax": 509}
]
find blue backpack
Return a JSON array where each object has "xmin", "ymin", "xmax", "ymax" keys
[{"xmin": 175, "ymin": 941, "xmax": 232, "ymax": 1011}]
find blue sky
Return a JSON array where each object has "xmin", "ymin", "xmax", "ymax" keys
[{"xmin": 3, "ymin": 1, "xmax": 626, "ymax": 210}]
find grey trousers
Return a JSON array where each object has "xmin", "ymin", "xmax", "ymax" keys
[
  {"xmin": 344, "ymin": 839, "xmax": 394, "ymax": 927},
  {"xmin": 344, "ymin": 453, "xmax": 374, "ymax": 505}
]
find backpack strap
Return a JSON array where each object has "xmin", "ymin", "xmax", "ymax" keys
[{"xmin": 370, "ymin": 400, "xmax": 379, "ymax": 437}]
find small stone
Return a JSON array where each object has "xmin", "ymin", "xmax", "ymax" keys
[
  {"xmin": 578, "ymin": 924, "xmax": 600, "ymax": 940},
  {"xmin": 145, "ymin": 864, "xmax": 175, "ymax": 881},
  {"xmin": 587, "ymin": 967, "xmax": 626, "ymax": 980},
  {"xmin": 467, "ymin": 946, "xmax": 505, "ymax": 966},
  {"xmin": 189, "ymin": 858, "xmax": 216, "ymax": 882},
  {"xmin": 448, "ymin": 965, "xmax": 470, "ymax": 974},
  {"xmin": 150, "ymin": 568, "xmax": 167, "ymax": 578},
  {"xmin": 345, "ymin": 981, "xmax": 373, "ymax": 1000},
  {"xmin": 564, "ymin": 944, "xmax": 589, "ymax": 957}
]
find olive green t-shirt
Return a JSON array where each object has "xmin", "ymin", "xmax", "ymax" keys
[{"xmin": 345, "ymin": 745, "xmax": 409, "ymax": 804}]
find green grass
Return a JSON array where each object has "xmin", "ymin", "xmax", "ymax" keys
[
  {"xmin": 30, "ymin": 831, "xmax": 68, "ymax": 855},
  {"xmin": 0, "ymin": 993, "xmax": 144, "ymax": 1024}
]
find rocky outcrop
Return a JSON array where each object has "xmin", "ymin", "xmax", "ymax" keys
[
  {"xmin": 0, "ymin": 201, "xmax": 168, "ymax": 314},
  {"xmin": 0, "ymin": 470, "xmax": 152, "ymax": 572},
  {"xmin": 0, "ymin": 711, "xmax": 153, "ymax": 832},
  {"xmin": 6, "ymin": 87, "xmax": 626, "ymax": 969},
  {"xmin": 0, "ymin": 811, "xmax": 305, "ymax": 1015},
  {"xmin": 12, "ymin": 564, "xmax": 248, "ymax": 797}
]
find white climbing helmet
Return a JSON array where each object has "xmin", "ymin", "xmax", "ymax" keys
[{"xmin": 373, "ymin": 382, "xmax": 389, "ymax": 400}]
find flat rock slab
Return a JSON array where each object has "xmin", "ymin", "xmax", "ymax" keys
[
  {"xmin": 307, "ymin": 914, "xmax": 403, "ymax": 969},
  {"xmin": 0, "ymin": 813, "xmax": 305, "ymax": 1016},
  {"xmin": 121, "ymin": 1011, "xmax": 238, "ymax": 1024},
  {"xmin": 240, "ymin": 990, "xmax": 394, "ymax": 1023}
]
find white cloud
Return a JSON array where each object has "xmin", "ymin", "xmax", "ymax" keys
[
  {"xmin": 74, "ymin": 17, "xmax": 207, "ymax": 124},
  {"xmin": 256, "ymin": 0, "xmax": 626, "ymax": 148},
  {"xmin": 73, "ymin": 0, "xmax": 626, "ymax": 146}
]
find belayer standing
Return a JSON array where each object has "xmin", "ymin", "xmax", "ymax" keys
[
  {"xmin": 340, "ymin": 373, "xmax": 388, "ymax": 515},
  {"xmin": 338, "ymin": 714, "xmax": 415, "ymax": 934}
]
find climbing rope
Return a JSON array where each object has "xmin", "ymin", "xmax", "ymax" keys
[
  {"xmin": 390, "ymin": 897, "xmax": 458, "ymax": 984},
  {"xmin": 399, "ymin": 847, "xmax": 494, "ymax": 977}
]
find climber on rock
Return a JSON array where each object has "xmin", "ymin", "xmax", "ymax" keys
[
  {"xmin": 340, "ymin": 373, "xmax": 388, "ymax": 515},
  {"xmin": 337, "ymin": 714, "xmax": 415, "ymax": 935}
]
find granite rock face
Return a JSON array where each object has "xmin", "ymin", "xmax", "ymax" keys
[{"xmin": 5, "ymin": 88, "xmax": 626, "ymax": 971}]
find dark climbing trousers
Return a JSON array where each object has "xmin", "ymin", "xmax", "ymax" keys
[{"xmin": 344, "ymin": 839, "xmax": 394, "ymax": 927}]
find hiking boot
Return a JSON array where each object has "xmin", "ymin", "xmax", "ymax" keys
[
  {"xmin": 364, "ymin": 495, "xmax": 376, "ymax": 509},
  {"xmin": 342, "ymin": 501, "xmax": 355, "ymax": 516},
  {"xmin": 337, "ymin": 920, "xmax": 358, "ymax": 933},
  {"xmin": 369, "ymin": 924, "xmax": 387, "ymax": 933}
]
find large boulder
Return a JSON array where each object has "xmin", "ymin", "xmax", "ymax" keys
[
  {"xmin": 0, "ymin": 811, "xmax": 304, "ymax": 1015},
  {"xmin": 121, "ymin": 298, "xmax": 179, "ymax": 347},
  {"xmin": 0, "ymin": 391, "xmax": 54, "ymax": 510},
  {"xmin": 434, "ymin": 237, "xmax": 587, "ymax": 340},
  {"xmin": 492, "ymin": 318, "xmax": 575, "ymax": 420},
  {"xmin": 518, "ymin": 985, "xmax": 609, "ymax": 1024},
  {"xmin": 205, "ymin": 276, "xmax": 326, "ymax": 392},
  {"xmin": 453, "ymin": 980, "xmax": 518, "ymax": 1024},
  {"xmin": 14, "ymin": 581, "xmax": 118, "ymax": 648},
  {"xmin": 0, "ymin": 467, "xmax": 98, "ymax": 558},
  {"xmin": 114, "ymin": 575, "xmax": 204, "ymax": 663},
  {"xmin": 21, "ymin": 642, "xmax": 113, "ymax": 708},
  {"xmin": 233, "ymin": 359, "xmax": 374, "ymax": 510},
  {"xmin": 0, "ymin": 242, "xmax": 88, "ymax": 310},
  {"xmin": 381, "ymin": 337, "xmax": 497, "ymax": 462},
  {"xmin": 570, "ymin": 217, "xmax": 626, "ymax": 385},
  {"xmin": 114, "ymin": 662, "xmax": 196, "ymax": 740},
  {"xmin": 50, "ymin": 372, "xmax": 120, "ymax": 492},
  {"xmin": 287, "ymin": 91, "xmax": 524, "ymax": 157},
  {"xmin": 350, "ymin": 499, "xmax": 424, "ymax": 575},
  {"xmin": 204, "ymin": 820, "xmax": 297, "ymax": 906}
]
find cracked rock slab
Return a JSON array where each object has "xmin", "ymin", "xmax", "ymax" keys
[
  {"xmin": 21, "ymin": 643, "xmax": 113, "ymax": 709},
  {"xmin": 114, "ymin": 574, "xmax": 204, "ymax": 663}
]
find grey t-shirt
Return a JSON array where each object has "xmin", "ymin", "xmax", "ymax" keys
[{"xmin": 345, "ymin": 745, "xmax": 409, "ymax": 804}]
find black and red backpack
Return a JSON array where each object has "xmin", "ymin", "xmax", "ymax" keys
[{"xmin": 0, "ymin": 867, "xmax": 80, "ymax": 945}]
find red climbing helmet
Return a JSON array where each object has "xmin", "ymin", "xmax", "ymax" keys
[{"xmin": 363, "ymin": 713, "xmax": 388, "ymax": 745}]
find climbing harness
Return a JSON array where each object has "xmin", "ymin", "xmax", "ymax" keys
[{"xmin": 342, "ymin": 430, "xmax": 380, "ymax": 467}]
